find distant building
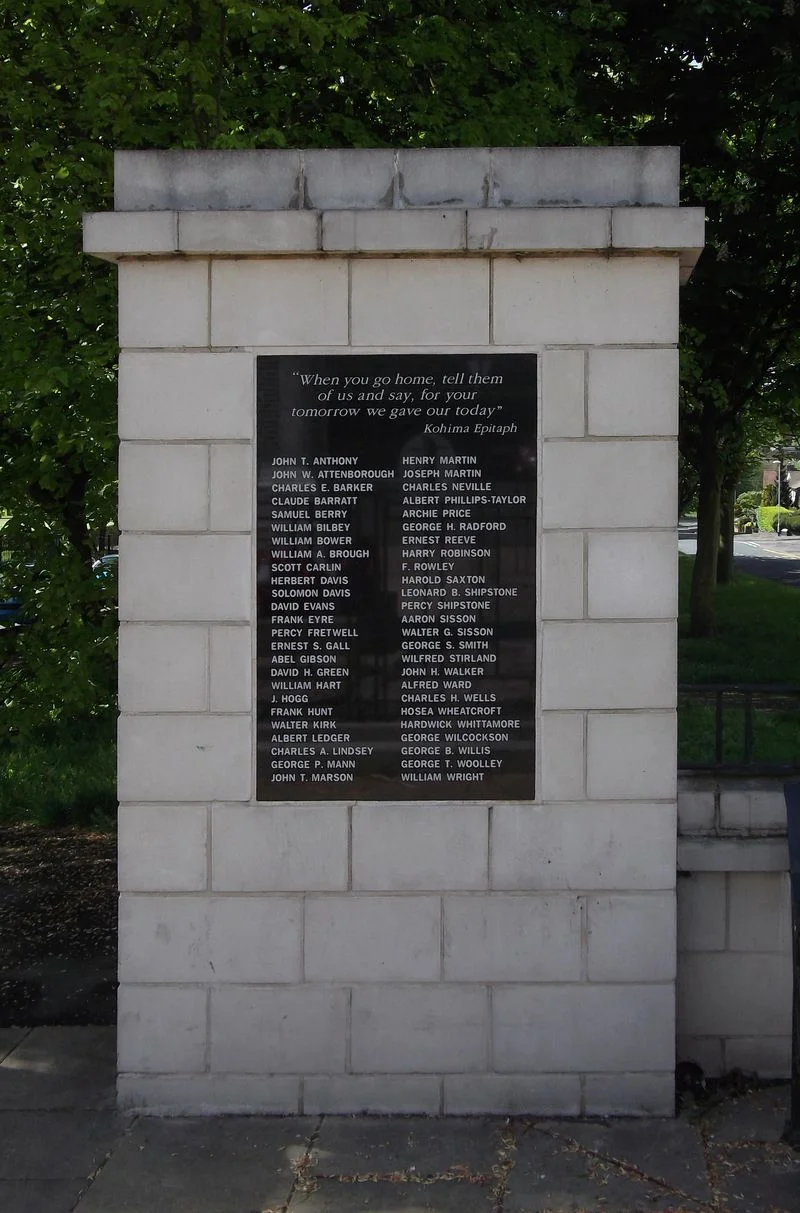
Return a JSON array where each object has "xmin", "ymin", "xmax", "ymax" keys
[{"xmin": 762, "ymin": 461, "xmax": 800, "ymax": 506}]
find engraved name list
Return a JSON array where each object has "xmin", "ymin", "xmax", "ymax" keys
[{"xmin": 256, "ymin": 353, "xmax": 536, "ymax": 802}]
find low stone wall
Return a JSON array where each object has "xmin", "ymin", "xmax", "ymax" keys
[{"xmin": 676, "ymin": 777, "xmax": 792, "ymax": 1078}]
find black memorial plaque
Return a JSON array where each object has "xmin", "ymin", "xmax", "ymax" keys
[{"xmin": 256, "ymin": 354, "xmax": 536, "ymax": 801}]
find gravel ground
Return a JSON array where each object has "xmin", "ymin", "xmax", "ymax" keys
[{"xmin": 0, "ymin": 824, "xmax": 117, "ymax": 1026}]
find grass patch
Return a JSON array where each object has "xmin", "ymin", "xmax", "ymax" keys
[
  {"xmin": 678, "ymin": 698, "xmax": 800, "ymax": 766},
  {"xmin": 678, "ymin": 555, "xmax": 800, "ymax": 766},
  {"xmin": 679, "ymin": 554, "xmax": 800, "ymax": 683},
  {"xmin": 0, "ymin": 716, "xmax": 116, "ymax": 830}
]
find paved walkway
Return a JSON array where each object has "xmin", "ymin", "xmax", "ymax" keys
[{"xmin": 1, "ymin": 1027, "xmax": 798, "ymax": 1212}]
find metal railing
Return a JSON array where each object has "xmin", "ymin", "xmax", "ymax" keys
[
  {"xmin": 678, "ymin": 684, "xmax": 800, "ymax": 775},
  {"xmin": 785, "ymin": 781, "xmax": 800, "ymax": 1148}
]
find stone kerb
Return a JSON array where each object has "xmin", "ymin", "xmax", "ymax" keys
[{"xmin": 84, "ymin": 146, "xmax": 704, "ymax": 1119}]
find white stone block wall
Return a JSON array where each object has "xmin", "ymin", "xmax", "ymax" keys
[
  {"xmin": 676, "ymin": 778, "xmax": 792, "ymax": 1078},
  {"xmin": 84, "ymin": 148, "xmax": 701, "ymax": 1117}
]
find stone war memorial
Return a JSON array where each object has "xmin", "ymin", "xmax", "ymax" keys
[{"xmin": 83, "ymin": 147, "xmax": 705, "ymax": 1117}]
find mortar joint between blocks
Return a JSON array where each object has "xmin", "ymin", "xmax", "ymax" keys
[
  {"xmin": 345, "ymin": 986, "xmax": 353, "ymax": 1074},
  {"xmin": 298, "ymin": 151, "xmax": 309, "ymax": 209},
  {"xmin": 487, "ymin": 984, "xmax": 495, "ymax": 1071},
  {"xmin": 205, "ymin": 442, "xmax": 212, "ymax": 531},
  {"xmin": 300, "ymin": 895, "xmax": 307, "ymax": 983},
  {"xmin": 203, "ymin": 986, "xmax": 211, "ymax": 1073},
  {"xmin": 391, "ymin": 149, "xmax": 400, "ymax": 208},
  {"xmin": 206, "ymin": 260, "xmax": 212, "ymax": 348},
  {"xmin": 579, "ymin": 896, "xmax": 589, "ymax": 980},
  {"xmin": 582, "ymin": 711, "xmax": 589, "ymax": 798},
  {"xmin": 346, "ymin": 803, "xmax": 353, "ymax": 891},
  {"xmin": 487, "ymin": 803, "xmax": 494, "ymax": 889},
  {"xmin": 582, "ymin": 531, "xmax": 589, "ymax": 619},
  {"xmin": 347, "ymin": 259, "xmax": 353, "ymax": 346},
  {"xmin": 488, "ymin": 258, "xmax": 494, "ymax": 345},
  {"xmin": 583, "ymin": 347, "xmax": 589, "ymax": 435},
  {"xmin": 204, "ymin": 625, "xmax": 211, "ymax": 714},
  {"xmin": 249, "ymin": 352, "xmax": 257, "ymax": 443},
  {"xmin": 204, "ymin": 803, "xmax": 212, "ymax": 892},
  {"xmin": 439, "ymin": 895, "xmax": 445, "ymax": 981}
]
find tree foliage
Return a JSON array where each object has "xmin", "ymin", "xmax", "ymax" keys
[
  {"xmin": 3, "ymin": 0, "xmax": 800, "ymax": 736},
  {"xmin": 0, "ymin": 0, "xmax": 609, "ymax": 731},
  {"xmin": 580, "ymin": 0, "xmax": 800, "ymax": 631}
]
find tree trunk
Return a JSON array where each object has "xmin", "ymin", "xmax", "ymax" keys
[
  {"xmin": 59, "ymin": 472, "xmax": 94, "ymax": 572},
  {"xmin": 689, "ymin": 411, "xmax": 722, "ymax": 636},
  {"xmin": 717, "ymin": 480, "xmax": 736, "ymax": 585}
]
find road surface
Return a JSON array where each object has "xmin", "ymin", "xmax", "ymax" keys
[{"xmin": 678, "ymin": 521, "xmax": 800, "ymax": 589}]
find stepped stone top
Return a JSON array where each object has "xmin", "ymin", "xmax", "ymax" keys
[
  {"xmin": 113, "ymin": 146, "xmax": 681, "ymax": 212},
  {"xmin": 84, "ymin": 148, "xmax": 702, "ymax": 279}
]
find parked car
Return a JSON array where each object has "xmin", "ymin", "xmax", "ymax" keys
[
  {"xmin": 0, "ymin": 591, "xmax": 20, "ymax": 624},
  {"xmin": 0, "ymin": 554, "xmax": 117, "ymax": 625},
  {"xmin": 92, "ymin": 553, "xmax": 118, "ymax": 579}
]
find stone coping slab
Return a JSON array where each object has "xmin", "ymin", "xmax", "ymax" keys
[
  {"xmin": 84, "ymin": 205, "xmax": 704, "ymax": 282},
  {"xmin": 678, "ymin": 836, "xmax": 789, "ymax": 872},
  {"xmin": 114, "ymin": 147, "xmax": 681, "ymax": 212}
]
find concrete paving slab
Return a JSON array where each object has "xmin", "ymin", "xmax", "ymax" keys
[
  {"xmin": 288, "ymin": 1178, "xmax": 494, "ymax": 1212},
  {"xmin": 0, "ymin": 1025, "xmax": 28, "ymax": 1060},
  {"xmin": 538, "ymin": 1117, "xmax": 711, "ymax": 1202},
  {"xmin": 1, "ymin": 1029, "xmax": 796, "ymax": 1213},
  {"xmin": 0, "ymin": 1179, "xmax": 91, "ymax": 1213},
  {"xmin": 0, "ymin": 1109, "xmax": 122, "ymax": 1179},
  {"xmin": 707, "ymin": 1141, "xmax": 800, "ymax": 1213},
  {"xmin": 0, "ymin": 1026, "xmax": 116, "ymax": 1109},
  {"xmin": 310, "ymin": 1116, "xmax": 506, "ymax": 1178},
  {"xmin": 75, "ymin": 1115, "xmax": 314, "ymax": 1213},
  {"xmin": 505, "ymin": 1127, "xmax": 696, "ymax": 1213},
  {"xmin": 700, "ymin": 1084, "xmax": 790, "ymax": 1143}
]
